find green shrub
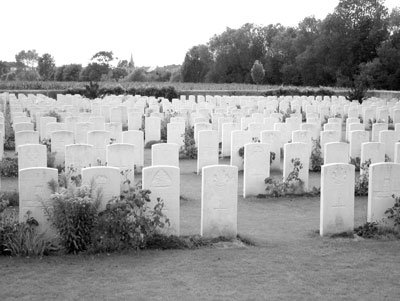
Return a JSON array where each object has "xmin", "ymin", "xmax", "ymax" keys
[
  {"xmin": 385, "ymin": 195, "xmax": 400, "ymax": 228},
  {"xmin": 179, "ymin": 126, "xmax": 197, "ymax": 159},
  {"xmin": 46, "ymin": 184, "xmax": 100, "ymax": 254},
  {"xmin": 310, "ymin": 138, "xmax": 323, "ymax": 172},
  {"xmin": 354, "ymin": 159, "xmax": 371, "ymax": 196},
  {"xmin": 4, "ymin": 134, "xmax": 15, "ymax": 151},
  {"xmin": 0, "ymin": 191, "xmax": 19, "ymax": 207},
  {"xmin": 264, "ymin": 158, "xmax": 305, "ymax": 197},
  {"xmin": 238, "ymin": 146, "xmax": 275, "ymax": 164},
  {"xmin": 44, "ymin": 110, "xmax": 62, "ymax": 122},
  {"xmin": 350, "ymin": 157, "xmax": 361, "ymax": 171},
  {"xmin": 84, "ymin": 81, "xmax": 100, "ymax": 99},
  {"xmin": 91, "ymin": 182, "xmax": 169, "ymax": 253},
  {"xmin": 354, "ymin": 222, "xmax": 379, "ymax": 238},
  {"xmin": 0, "ymin": 211, "xmax": 58, "ymax": 257},
  {"xmin": 0, "ymin": 199, "xmax": 9, "ymax": 214},
  {"xmin": 0, "ymin": 157, "xmax": 18, "ymax": 177}
]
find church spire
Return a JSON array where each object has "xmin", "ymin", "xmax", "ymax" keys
[{"xmin": 129, "ymin": 53, "xmax": 134, "ymax": 68}]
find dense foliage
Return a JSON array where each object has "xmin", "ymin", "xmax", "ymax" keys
[
  {"xmin": 0, "ymin": 157, "xmax": 18, "ymax": 177},
  {"xmin": 180, "ymin": 0, "xmax": 400, "ymax": 90},
  {"xmin": 354, "ymin": 159, "xmax": 371, "ymax": 196},
  {"xmin": 44, "ymin": 170, "xmax": 169, "ymax": 254}
]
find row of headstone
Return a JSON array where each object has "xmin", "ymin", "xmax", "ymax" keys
[
  {"xmin": 19, "ymin": 164, "xmax": 238, "ymax": 239},
  {"xmin": 320, "ymin": 162, "xmax": 400, "ymax": 236}
]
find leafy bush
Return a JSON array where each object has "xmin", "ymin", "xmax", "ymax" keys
[
  {"xmin": 179, "ymin": 126, "xmax": 197, "ymax": 159},
  {"xmin": 0, "ymin": 191, "xmax": 19, "ymax": 207},
  {"xmin": 44, "ymin": 110, "xmax": 61, "ymax": 122},
  {"xmin": 346, "ymin": 77, "xmax": 368, "ymax": 104},
  {"xmin": 350, "ymin": 157, "xmax": 361, "ymax": 171},
  {"xmin": 0, "ymin": 211, "xmax": 58, "ymax": 256},
  {"xmin": 354, "ymin": 222, "xmax": 379, "ymax": 238},
  {"xmin": 354, "ymin": 159, "xmax": 371, "ymax": 196},
  {"xmin": 238, "ymin": 146, "xmax": 275, "ymax": 164},
  {"xmin": 385, "ymin": 195, "xmax": 400, "ymax": 228},
  {"xmin": 0, "ymin": 157, "xmax": 18, "ymax": 177},
  {"xmin": 91, "ymin": 183, "xmax": 169, "ymax": 253},
  {"xmin": 0, "ymin": 200, "xmax": 9, "ymax": 215},
  {"xmin": 4, "ymin": 133, "xmax": 15, "ymax": 151},
  {"xmin": 310, "ymin": 138, "xmax": 323, "ymax": 172},
  {"xmin": 264, "ymin": 158, "xmax": 305, "ymax": 197},
  {"xmin": 46, "ymin": 184, "xmax": 100, "ymax": 254},
  {"xmin": 84, "ymin": 81, "xmax": 100, "ymax": 99}
]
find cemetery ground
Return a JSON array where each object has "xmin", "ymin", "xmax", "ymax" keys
[{"xmin": 1, "ymin": 150, "xmax": 400, "ymax": 300}]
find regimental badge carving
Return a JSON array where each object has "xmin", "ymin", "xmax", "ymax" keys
[
  {"xmin": 151, "ymin": 169, "xmax": 172, "ymax": 187},
  {"xmin": 330, "ymin": 165, "xmax": 348, "ymax": 185},
  {"xmin": 95, "ymin": 175, "xmax": 108, "ymax": 186},
  {"xmin": 253, "ymin": 145, "xmax": 264, "ymax": 153},
  {"xmin": 213, "ymin": 168, "xmax": 233, "ymax": 187}
]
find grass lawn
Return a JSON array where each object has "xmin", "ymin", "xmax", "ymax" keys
[{"xmin": 1, "ymin": 150, "xmax": 400, "ymax": 300}]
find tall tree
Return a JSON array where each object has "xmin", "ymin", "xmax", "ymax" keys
[
  {"xmin": 181, "ymin": 45, "xmax": 213, "ymax": 82},
  {"xmin": 15, "ymin": 49, "xmax": 39, "ymax": 71},
  {"xmin": 208, "ymin": 23, "xmax": 269, "ymax": 83},
  {"xmin": 62, "ymin": 64, "xmax": 82, "ymax": 81},
  {"xmin": 251, "ymin": 60, "xmax": 265, "ymax": 85},
  {"xmin": 38, "ymin": 53, "xmax": 56, "ymax": 80}
]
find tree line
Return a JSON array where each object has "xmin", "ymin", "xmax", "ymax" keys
[
  {"xmin": 180, "ymin": 0, "xmax": 400, "ymax": 90},
  {"xmin": 0, "ymin": 50, "xmax": 179, "ymax": 83},
  {"xmin": 0, "ymin": 0, "xmax": 398, "ymax": 91}
]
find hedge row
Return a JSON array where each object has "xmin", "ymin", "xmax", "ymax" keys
[{"xmin": 64, "ymin": 84, "xmax": 179, "ymax": 100}]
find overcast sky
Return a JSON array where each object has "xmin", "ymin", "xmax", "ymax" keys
[{"xmin": 1, "ymin": 0, "xmax": 398, "ymax": 67}]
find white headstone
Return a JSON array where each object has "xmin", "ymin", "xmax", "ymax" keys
[
  {"xmin": 145, "ymin": 117, "xmax": 161, "ymax": 144},
  {"xmin": 320, "ymin": 130, "xmax": 341, "ymax": 157},
  {"xmin": 221, "ymin": 123, "xmax": 240, "ymax": 157},
  {"xmin": 283, "ymin": 142, "xmax": 309, "ymax": 190},
  {"xmin": 87, "ymin": 130, "xmax": 111, "ymax": 165},
  {"xmin": 75, "ymin": 122, "xmax": 94, "ymax": 144},
  {"xmin": 142, "ymin": 166, "xmax": 180, "ymax": 235},
  {"xmin": 320, "ymin": 163, "xmax": 355, "ymax": 236},
  {"xmin": 260, "ymin": 130, "xmax": 282, "ymax": 170},
  {"xmin": 349, "ymin": 130, "xmax": 369, "ymax": 159},
  {"xmin": 15, "ymin": 130, "xmax": 39, "ymax": 148},
  {"xmin": 371, "ymin": 123, "xmax": 388, "ymax": 142},
  {"xmin": 152, "ymin": 143, "xmax": 179, "ymax": 167},
  {"xmin": 378, "ymin": 130, "xmax": 396, "ymax": 161},
  {"xmin": 324, "ymin": 142, "xmax": 349, "ymax": 164},
  {"xmin": 106, "ymin": 143, "xmax": 135, "ymax": 187},
  {"xmin": 17, "ymin": 144, "xmax": 47, "ymax": 171},
  {"xmin": 51, "ymin": 130, "xmax": 74, "ymax": 166},
  {"xmin": 230, "ymin": 130, "xmax": 252, "ymax": 171},
  {"xmin": 361, "ymin": 142, "xmax": 385, "ymax": 166},
  {"xmin": 65, "ymin": 144, "xmax": 95, "ymax": 174},
  {"xmin": 81, "ymin": 166, "xmax": 121, "ymax": 210},
  {"xmin": 14, "ymin": 122, "xmax": 34, "ymax": 133},
  {"xmin": 197, "ymin": 130, "xmax": 219, "ymax": 174},
  {"xmin": 201, "ymin": 165, "xmax": 238, "ymax": 238},
  {"xmin": 167, "ymin": 122, "xmax": 185, "ymax": 147},
  {"xmin": 243, "ymin": 143, "xmax": 270, "ymax": 198},
  {"xmin": 122, "ymin": 130, "xmax": 144, "ymax": 171},
  {"xmin": 19, "ymin": 167, "xmax": 58, "ymax": 234},
  {"xmin": 368, "ymin": 163, "xmax": 400, "ymax": 223}
]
